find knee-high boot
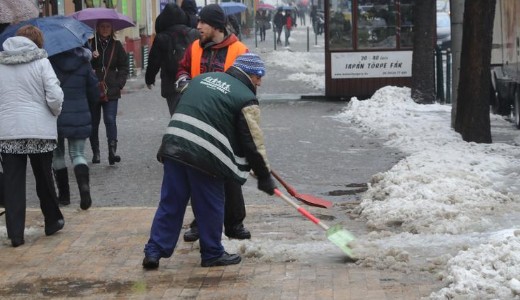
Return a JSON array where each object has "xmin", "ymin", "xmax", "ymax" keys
[
  {"xmin": 74, "ymin": 164, "xmax": 92, "ymax": 210},
  {"xmin": 90, "ymin": 138, "xmax": 100, "ymax": 164},
  {"xmin": 108, "ymin": 140, "xmax": 121, "ymax": 165},
  {"xmin": 53, "ymin": 168, "xmax": 70, "ymax": 205}
]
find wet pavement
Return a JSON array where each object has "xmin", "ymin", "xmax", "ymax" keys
[{"xmin": 0, "ymin": 206, "xmax": 442, "ymax": 299}]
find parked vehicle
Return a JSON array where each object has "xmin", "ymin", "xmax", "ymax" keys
[{"xmin": 490, "ymin": 0, "xmax": 520, "ymax": 129}]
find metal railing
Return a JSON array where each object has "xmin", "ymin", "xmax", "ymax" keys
[{"xmin": 435, "ymin": 46, "xmax": 452, "ymax": 104}]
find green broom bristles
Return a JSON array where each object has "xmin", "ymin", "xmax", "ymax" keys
[{"xmin": 326, "ymin": 224, "xmax": 355, "ymax": 258}]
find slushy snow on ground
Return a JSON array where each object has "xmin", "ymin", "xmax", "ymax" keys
[
  {"xmin": 227, "ymin": 47, "xmax": 520, "ymax": 299},
  {"xmin": 334, "ymin": 86, "xmax": 520, "ymax": 299}
]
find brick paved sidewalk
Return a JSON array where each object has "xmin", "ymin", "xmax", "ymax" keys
[{"xmin": 0, "ymin": 205, "xmax": 441, "ymax": 299}]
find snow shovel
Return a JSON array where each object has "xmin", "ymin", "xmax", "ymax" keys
[
  {"xmin": 274, "ymin": 188, "xmax": 355, "ymax": 258},
  {"xmin": 271, "ymin": 170, "xmax": 333, "ymax": 208}
]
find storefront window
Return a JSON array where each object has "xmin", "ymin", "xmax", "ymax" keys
[
  {"xmin": 328, "ymin": 0, "xmax": 353, "ymax": 50},
  {"xmin": 357, "ymin": 0, "xmax": 396, "ymax": 49},
  {"xmin": 399, "ymin": 0, "xmax": 414, "ymax": 48}
]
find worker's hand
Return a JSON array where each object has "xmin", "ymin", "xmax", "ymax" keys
[
  {"xmin": 257, "ymin": 175, "xmax": 277, "ymax": 195},
  {"xmin": 175, "ymin": 76, "xmax": 190, "ymax": 93},
  {"xmin": 147, "ymin": 84, "xmax": 153, "ymax": 90}
]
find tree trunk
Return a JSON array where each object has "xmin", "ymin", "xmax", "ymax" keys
[
  {"xmin": 411, "ymin": 0, "xmax": 436, "ymax": 104},
  {"xmin": 454, "ymin": 0, "xmax": 495, "ymax": 143},
  {"xmin": 450, "ymin": 0, "xmax": 465, "ymax": 127}
]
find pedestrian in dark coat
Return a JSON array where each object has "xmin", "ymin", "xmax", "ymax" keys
[
  {"xmin": 181, "ymin": 0, "xmax": 199, "ymax": 28},
  {"xmin": 142, "ymin": 53, "xmax": 277, "ymax": 270},
  {"xmin": 273, "ymin": 8, "xmax": 284, "ymax": 45},
  {"xmin": 89, "ymin": 21, "xmax": 129, "ymax": 166},
  {"xmin": 49, "ymin": 47, "xmax": 99, "ymax": 210},
  {"xmin": 145, "ymin": 3, "xmax": 199, "ymax": 115}
]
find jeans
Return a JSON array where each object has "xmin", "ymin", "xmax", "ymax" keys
[
  {"xmin": 90, "ymin": 99, "xmax": 118, "ymax": 142},
  {"xmin": 284, "ymin": 27, "xmax": 291, "ymax": 46},
  {"xmin": 52, "ymin": 138, "xmax": 87, "ymax": 170}
]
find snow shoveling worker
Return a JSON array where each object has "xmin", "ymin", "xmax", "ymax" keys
[{"xmin": 142, "ymin": 52, "xmax": 277, "ymax": 269}]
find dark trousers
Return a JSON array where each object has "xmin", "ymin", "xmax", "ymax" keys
[
  {"xmin": 1, "ymin": 152, "xmax": 63, "ymax": 239},
  {"xmin": 145, "ymin": 159, "xmax": 225, "ymax": 260},
  {"xmin": 166, "ymin": 92, "xmax": 181, "ymax": 116},
  {"xmin": 190, "ymin": 180, "xmax": 246, "ymax": 230},
  {"xmin": 90, "ymin": 99, "xmax": 118, "ymax": 144},
  {"xmin": 276, "ymin": 27, "xmax": 283, "ymax": 43},
  {"xmin": 0, "ymin": 169, "xmax": 4, "ymax": 208}
]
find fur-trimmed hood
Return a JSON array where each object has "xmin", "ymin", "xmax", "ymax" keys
[{"xmin": 0, "ymin": 36, "xmax": 47, "ymax": 65}]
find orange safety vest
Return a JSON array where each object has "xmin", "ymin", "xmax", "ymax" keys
[{"xmin": 190, "ymin": 40, "xmax": 248, "ymax": 78}]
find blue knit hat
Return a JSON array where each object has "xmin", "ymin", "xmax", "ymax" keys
[{"xmin": 233, "ymin": 53, "xmax": 266, "ymax": 77}]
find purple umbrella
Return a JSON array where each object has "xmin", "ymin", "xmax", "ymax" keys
[{"xmin": 69, "ymin": 8, "xmax": 135, "ymax": 31}]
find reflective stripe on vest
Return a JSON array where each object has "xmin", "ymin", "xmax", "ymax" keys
[{"xmin": 190, "ymin": 40, "xmax": 248, "ymax": 78}]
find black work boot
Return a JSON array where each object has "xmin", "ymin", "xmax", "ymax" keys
[
  {"xmin": 92, "ymin": 151, "xmax": 100, "ymax": 164},
  {"xmin": 183, "ymin": 225, "xmax": 199, "ymax": 242},
  {"xmin": 108, "ymin": 140, "xmax": 121, "ymax": 165},
  {"xmin": 90, "ymin": 138, "xmax": 100, "ymax": 164},
  {"xmin": 53, "ymin": 168, "xmax": 70, "ymax": 205},
  {"xmin": 201, "ymin": 252, "xmax": 241, "ymax": 267},
  {"xmin": 225, "ymin": 223, "xmax": 251, "ymax": 240},
  {"xmin": 74, "ymin": 164, "xmax": 92, "ymax": 210}
]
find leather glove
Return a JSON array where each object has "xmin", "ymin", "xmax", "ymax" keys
[
  {"xmin": 175, "ymin": 76, "xmax": 190, "ymax": 93},
  {"xmin": 257, "ymin": 175, "xmax": 277, "ymax": 195}
]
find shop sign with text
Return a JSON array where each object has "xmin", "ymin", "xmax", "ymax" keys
[{"xmin": 331, "ymin": 51, "xmax": 413, "ymax": 79}]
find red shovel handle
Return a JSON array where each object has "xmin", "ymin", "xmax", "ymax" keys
[{"xmin": 271, "ymin": 170, "xmax": 298, "ymax": 197}]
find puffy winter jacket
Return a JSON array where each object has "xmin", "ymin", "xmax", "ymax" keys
[
  {"xmin": 0, "ymin": 36, "xmax": 63, "ymax": 141},
  {"xmin": 50, "ymin": 47, "xmax": 99, "ymax": 139}
]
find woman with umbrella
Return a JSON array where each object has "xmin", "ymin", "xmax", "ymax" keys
[{"xmin": 89, "ymin": 21, "xmax": 129, "ymax": 165}]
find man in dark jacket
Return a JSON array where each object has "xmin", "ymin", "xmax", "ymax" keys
[
  {"xmin": 175, "ymin": 4, "xmax": 253, "ymax": 243},
  {"xmin": 273, "ymin": 8, "xmax": 284, "ymax": 45},
  {"xmin": 143, "ymin": 53, "xmax": 276, "ymax": 270},
  {"xmin": 145, "ymin": 3, "xmax": 199, "ymax": 115}
]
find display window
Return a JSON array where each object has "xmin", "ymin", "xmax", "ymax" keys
[{"xmin": 328, "ymin": 0, "xmax": 414, "ymax": 50}]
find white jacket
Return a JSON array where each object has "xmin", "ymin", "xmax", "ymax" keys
[{"xmin": 0, "ymin": 36, "xmax": 63, "ymax": 141}]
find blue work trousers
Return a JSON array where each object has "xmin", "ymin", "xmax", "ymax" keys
[{"xmin": 144, "ymin": 159, "xmax": 226, "ymax": 261}]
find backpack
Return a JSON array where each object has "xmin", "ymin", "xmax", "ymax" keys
[{"xmin": 164, "ymin": 25, "xmax": 199, "ymax": 75}]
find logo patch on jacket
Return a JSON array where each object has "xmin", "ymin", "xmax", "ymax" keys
[{"xmin": 201, "ymin": 76, "xmax": 231, "ymax": 94}]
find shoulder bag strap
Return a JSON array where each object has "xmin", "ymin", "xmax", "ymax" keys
[{"xmin": 103, "ymin": 44, "xmax": 116, "ymax": 82}]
